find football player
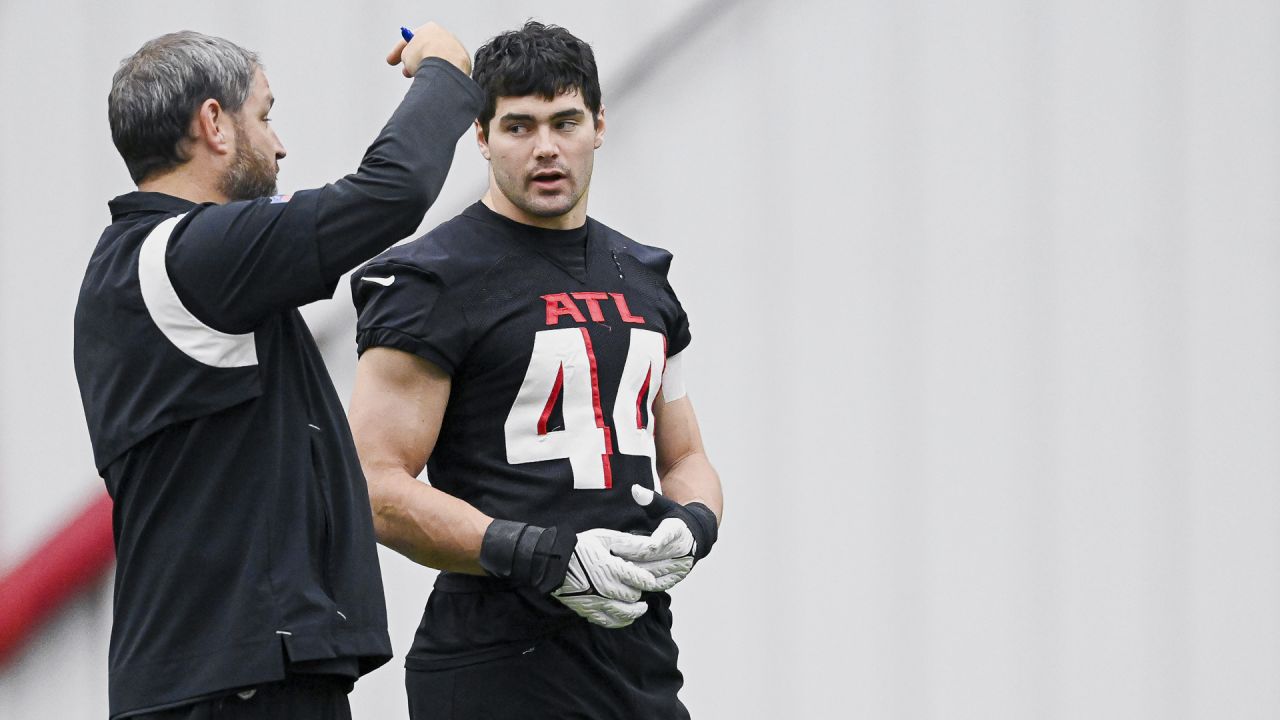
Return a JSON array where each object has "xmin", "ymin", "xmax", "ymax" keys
[{"xmin": 349, "ymin": 21, "xmax": 723, "ymax": 719}]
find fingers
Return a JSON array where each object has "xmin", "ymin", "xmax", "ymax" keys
[
  {"xmin": 631, "ymin": 483, "xmax": 682, "ymax": 520},
  {"xmin": 563, "ymin": 530, "xmax": 672, "ymax": 599},
  {"xmin": 583, "ymin": 528, "xmax": 654, "ymax": 558},
  {"xmin": 586, "ymin": 601, "xmax": 647, "ymax": 628},
  {"xmin": 600, "ymin": 553, "xmax": 667, "ymax": 594},
  {"xmin": 561, "ymin": 522, "xmax": 696, "ymax": 607},
  {"xmin": 593, "ymin": 598, "xmax": 648, "ymax": 628},
  {"xmin": 565, "ymin": 534, "xmax": 644, "ymax": 600},
  {"xmin": 386, "ymin": 39, "xmax": 413, "ymax": 78},
  {"xmin": 631, "ymin": 483, "xmax": 657, "ymax": 507},
  {"xmin": 607, "ymin": 518, "xmax": 694, "ymax": 563},
  {"xmin": 397, "ymin": 21, "xmax": 470, "ymax": 77},
  {"xmin": 652, "ymin": 517, "xmax": 697, "ymax": 558},
  {"xmin": 633, "ymin": 556, "xmax": 694, "ymax": 592},
  {"xmin": 386, "ymin": 39, "xmax": 407, "ymax": 66},
  {"xmin": 557, "ymin": 550, "xmax": 642, "ymax": 602},
  {"xmin": 635, "ymin": 556, "xmax": 694, "ymax": 578},
  {"xmin": 555, "ymin": 594, "xmax": 649, "ymax": 628}
]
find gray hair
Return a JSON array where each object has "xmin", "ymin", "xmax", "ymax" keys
[{"xmin": 109, "ymin": 31, "xmax": 260, "ymax": 184}]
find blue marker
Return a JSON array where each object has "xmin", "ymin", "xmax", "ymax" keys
[{"xmin": 401, "ymin": 26, "xmax": 414, "ymax": 42}]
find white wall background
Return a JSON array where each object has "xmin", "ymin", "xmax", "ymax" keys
[{"xmin": 2, "ymin": 0, "xmax": 1279, "ymax": 718}]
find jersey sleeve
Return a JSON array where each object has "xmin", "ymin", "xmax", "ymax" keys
[
  {"xmin": 663, "ymin": 256, "xmax": 692, "ymax": 358},
  {"xmin": 161, "ymin": 59, "xmax": 482, "ymax": 334},
  {"xmin": 351, "ymin": 260, "xmax": 470, "ymax": 375},
  {"xmin": 667, "ymin": 301, "xmax": 691, "ymax": 358},
  {"xmin": 622, "ymin": 239, "xmax": 692, "ymax": 357}
]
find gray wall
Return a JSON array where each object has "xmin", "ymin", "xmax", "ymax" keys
[{"xmin": 3, "ymin": 0, "xmax": 1279, "ymax": 718}]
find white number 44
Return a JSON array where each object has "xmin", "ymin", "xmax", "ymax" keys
[{"xmin": 504, "ymin": 328, "xmax": 666, "ymax": 489}]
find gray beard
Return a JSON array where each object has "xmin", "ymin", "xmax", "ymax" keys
[{"xmin": 220, "ymin": 142, "xmax": 277, "ymax": 201}]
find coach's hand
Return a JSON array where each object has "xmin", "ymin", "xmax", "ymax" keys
[
  {"xmin": 387, "ymin": 21, "xmax": 471, "ymax": 77},
  {"xmin": 552, "ymin": 529, "xmax": 675, "ymax": 628}
]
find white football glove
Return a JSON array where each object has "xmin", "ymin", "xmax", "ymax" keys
[
  {"xmin": 553, "ymin": 528, "xmax": 678, "ymax": 628},
  {"xmin": 594, "ymin": 485, "xmax": 708, "ymax": 593},
  {"xmin": 606, "ymin": 516, "xmax": 696, "ymax": 589}
]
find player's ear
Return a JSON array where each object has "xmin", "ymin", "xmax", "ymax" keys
[
  {"xmin": 593, "ymin": 105, "xmax": 606, "ymax": 150},
  {"xmin": 475, "ymin": 120, "xmax": 491, "ymax": 160},
  {"xmin": 193, "ymin": 98, "xmax": 232, "ymax": 156}
]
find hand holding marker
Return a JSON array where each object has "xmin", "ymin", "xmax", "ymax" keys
[{"xmin": 388, "ymin": 23, "xmax": 471, "ymax": 77}]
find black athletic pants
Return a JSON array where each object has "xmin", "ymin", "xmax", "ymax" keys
[
  {"xmin": 405, "ymin": 616, "xmax": 689, "ymax": 720},
  {"xmin": 123, "ymin": 674, "xmax": 352, "ymax": 720}
]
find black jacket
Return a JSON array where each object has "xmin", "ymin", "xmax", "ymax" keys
[{"xmin": 73, "ymin": 59, "xmax": 482, "ymax": 718}]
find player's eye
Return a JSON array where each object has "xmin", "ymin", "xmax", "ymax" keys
[
  {"xmin": 556, "ymin": 120, "xmax": 578, "ymax": 131},
  {"xmin": 507, "ymin": 124, "xmax": 528, "ymax": 134}
]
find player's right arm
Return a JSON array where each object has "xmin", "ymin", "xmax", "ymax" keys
[{"xmin": 349, "ymin": 346, "xmax": 490, "ymax": 574}]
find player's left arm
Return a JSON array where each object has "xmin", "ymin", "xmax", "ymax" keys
[
  {"xmin": 609, "ymin": 390, "xmax": 722, "ymax": 571},
  {"xmin": 653, "ymin": 393, "xmax": 724, "ymax": 523}
]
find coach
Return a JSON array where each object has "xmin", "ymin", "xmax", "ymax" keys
[{"xmin": 73, "ymin": 24, "xmax": 480, "ymax": 719}]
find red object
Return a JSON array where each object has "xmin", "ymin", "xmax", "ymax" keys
[
  {"xmin": 0, "ymin": 491, "xmax": 114, "ymax": 666},
  {"xmin": 542, "ymin": 292, "xmax": 587, "ymax": 325},
  {"xmin": 570, "ymin": 291, "xmax": 609, "ymax": 322},
  {"xmin": 538, "ymin": 365, "xmax": 566, "ymax": 436},
  {"xmin": 635, "ymin": 366, "xmax": 653, "ymax": 429},
  {"xmin": 578, "ymin": 327, "xmax": 614, "ymax": 488},
  {"xmin": 608, "ymin": 293, "xmax": 645, "ymax": 324}
]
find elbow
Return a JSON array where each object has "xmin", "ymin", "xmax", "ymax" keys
[
  {"xmin": 386, "ymin": 186, "xmax": 438, "ymax": 240},
  {"xmin": 396, "ymin": 179, "xmax": 436, "ymax": 216},
  {"xmin": 369, "ymin": 508, "xmax": 395, "ymax": 546},
  {"xmin": 364, "ymin": 469, "xmax": 399, "ymax": 544},
  {"xmin": 375, "ymin": 157, "xmax": 442, "ymax": 219},
  {"xmin": 333, "ymin": 158, "xmax": 446, "ymax": 240}
]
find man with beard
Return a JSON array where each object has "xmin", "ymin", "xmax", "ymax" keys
[
  {"xmin": 73, "ymin": 25, "xmax": 482, "ymax": 720},
  {"xmin": 349, "ymin": 22, "xmax": 723, "ymax": 718}
]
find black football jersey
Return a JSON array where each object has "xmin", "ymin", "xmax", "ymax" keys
[{"xmin": 353, "ymin": 202, "xmax": 691, "ymax": 538}]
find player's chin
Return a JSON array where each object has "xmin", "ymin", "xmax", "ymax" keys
[{"xmin": 525, "ymin": 194, "xmax": 576, "ymax": 218}]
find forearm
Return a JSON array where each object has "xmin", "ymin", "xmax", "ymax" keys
[
  {"xmin": 367, "ymin": 467, "xmax": 491, "ymax": 574},
  {"xmin": 658, "ymin": 451, "xmax": 723, "ymax": 524},
  {"xmin": 314, "ymin": 58, "xmax": 483, "ymax": 276}
]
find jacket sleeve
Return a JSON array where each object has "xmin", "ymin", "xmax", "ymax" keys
[{"xmin": 164, "ymin": 58, "xmax": 483, "ymax": 334}]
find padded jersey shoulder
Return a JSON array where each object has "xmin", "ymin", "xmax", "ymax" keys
[
  {"xmin": 357, "ymin": 212, "xmax": 524, "ymax": 288},
  {"xmin": 587, "ymin": 218, "xmax": 676, "ymax": 278}
]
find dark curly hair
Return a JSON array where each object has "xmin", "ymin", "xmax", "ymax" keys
[{"xmin": 472, "ymin": 21, "xmax": 601, "ymax": 138}]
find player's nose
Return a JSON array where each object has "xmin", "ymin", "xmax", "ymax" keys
[{"xmin": 533, "ymin": 126, "xmax": 558, "ymax": 159}]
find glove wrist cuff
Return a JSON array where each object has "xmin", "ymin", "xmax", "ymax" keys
[
  {"xmin": 478, "ymin": 518, "xmax": 526, "ymax": 579},
  {"xmin": 479, "ymin": 519, "xmax": 576, "ymax": 593},
  {"xmin": 683, "ymin": 502, "xmax": 719, "ymax": 561}
]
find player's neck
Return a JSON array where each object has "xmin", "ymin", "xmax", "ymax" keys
[
  {"xmin": 482, "ymin": 189, "xmax": 588, "ymax": 231},
  {"xmin": 138, "ymin": 164, "xmax": 231, "ymax": 205}
]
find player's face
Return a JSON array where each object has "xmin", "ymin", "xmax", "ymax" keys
[
  {"xmin": 221, "ymin": 68, "xmax": 287, "ymax": 201},
  {"xmin": 478, "ymin": 90, "xmax": 605, "ymax": 228}
]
